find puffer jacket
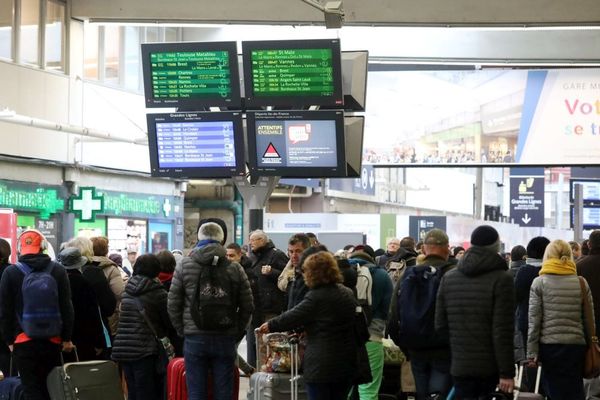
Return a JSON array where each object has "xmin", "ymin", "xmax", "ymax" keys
[
  {"xmin": 112, "ymin": 274, "xmax": 171, "ymax": 362},
  {"xmin": 527, "ymin": 274, "xmax": 591, "ymax": 359},
  {"xmin": 268, "ymin": 283, "xmax": 357, "ymax": 383},
  {"xmin": 435, "ymin": 246, "xmax": 515, "ymax": 379},
  {"xmin": 167, "ymin": 243, "xmax": 253, "ymax": 338},
  {"xmin": 250, "ymin": 242, "xmax": 288, "ymax": 316}
]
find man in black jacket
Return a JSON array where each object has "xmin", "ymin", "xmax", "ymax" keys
[
  {"xmin": 0, "ymin": 230, "xmax": 74, "ymax": 400},
  {"xmin": 435, "ymin": 225, "xmax": 515, "ymax": 398},
  {"xmin": 246, "ymin": 230, "xmax": 288, "ymax": 367},
  {"xmin": 168, "ymin": 222, "xmax": 253, "ymax": 400}
]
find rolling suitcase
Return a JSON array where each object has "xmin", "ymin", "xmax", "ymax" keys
[
  {"xmin": 167, "ymin": 356, "xmax": 240, "ymax": 400},
  {"xmin": 248, "ymin": 329, "xmax": 306, "ymax": 400},
  {"xmin": 47, "ymin": 350, "xmax": 122, "ymax": 400}
]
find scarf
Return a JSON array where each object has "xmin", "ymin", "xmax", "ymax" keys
[
  {"xmin": 196, "ymin": 239, "xmax": 221, "ymax": 248},
  {"xmin": 539, "ymin": 258, "xmax": 577, "ymax": 276}
]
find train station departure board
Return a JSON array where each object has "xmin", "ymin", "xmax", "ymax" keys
[
  {"xmin": 243, "ymin": 39, "xmax": 343, "ymax": 108},
  {"xmin": 141, "ymin": 42, "xmax": 241, "ymax": 109},
  {"xmin": 251, "ymin": 49, "xmax": 335, "ymax": 97}
]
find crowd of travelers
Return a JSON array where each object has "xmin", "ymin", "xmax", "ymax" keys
[{"xmin": 0, "ymin": 219, "xmax": 599, "ymax": 400}]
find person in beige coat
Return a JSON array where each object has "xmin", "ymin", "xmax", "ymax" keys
[{"xmin": 528, "ymin": 239, "xmax": 593, "ymax": 400}]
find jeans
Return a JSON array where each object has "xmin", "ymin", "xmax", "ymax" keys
[
  {"xmin": 411, "ymin": 358, "xmax": 452, "ymax": 399},
  {"xmin": 306, "ymin": 380, "xmax": 352, "ymax": 400},
  {"xmin": 184, "ymin": 334, "xmax": 237, "ymax": 400},
  {"xmin": 122, "ymin": 355, "xmax": 162, "ymax": 400},
  {"xmin": 452, "ymin": 375, "xmax": 497, "ymax": 400},
  {"xmin": 357, "ymin": 341, "xmax": 384, "ymax": 400},
  {"xmin": 13, "ymin": 340, "xmax": 61, "ymax": 400}
]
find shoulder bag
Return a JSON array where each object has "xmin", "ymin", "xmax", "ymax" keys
[{"xmin": 579, "ymin": 276, "xmax": 600, "ymax": 379}]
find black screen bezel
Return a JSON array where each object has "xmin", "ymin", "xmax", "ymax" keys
[
  {"xmin": 147, "ymin": 111, "xmax": 245, "ymax": 178},
  {"xmin": 141, "ymin": 41, "xmax": 242, "ymax": 109},
  {"xmin": 569, "ymin": 178, "xmax": 600, "ymax": 204},
  {"xmin": 242, "ymin": 39, "xmax": 344, "ymax": 108},
  {"xmin": 246, "ymin": 110, "xmax": 346, "ymax": 178}
]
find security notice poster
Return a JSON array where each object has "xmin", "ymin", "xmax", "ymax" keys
[
  {"xmin": 254, "ymin": 118, "xmax": 338, "ymax": 168},
  {"xmin": 364, "ymin": 68, "xmax": 600, "ymax": 166}
]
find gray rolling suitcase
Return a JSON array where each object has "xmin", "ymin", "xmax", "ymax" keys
[
  {"xmin": 514, "ymin": 362, "xmax": 543, "ymax": 400},
  {"xmin": 248, "ymin": 329, "xmax": 306, "ymax": 400},
  {"xmin": 47, "ymin": 350, "xmax": 123, "ymax": 400}
]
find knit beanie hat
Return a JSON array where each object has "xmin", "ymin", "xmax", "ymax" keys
[
  {"xmin": 470, "ymin": 225, "xmax": 499, "ymax": 247},
  {"xmin": 197, "ymin": 218, "xmax": 227, "ymax": 245}
]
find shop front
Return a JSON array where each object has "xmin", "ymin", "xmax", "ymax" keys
[
  {"xmin": 69, "ymin": 187, "xmax": 182, "ymax": 264},
  {"xmin": 0, "ymin": 180, "xmax": 67, "ymax": 259}
]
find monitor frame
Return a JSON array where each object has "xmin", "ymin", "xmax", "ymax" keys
[
  {"xmin": 141, "ymin": 41, "xmax": 242, "ymax": 109},
  {"xmin": 147, "ymin": 111, "xmax": 245, "ymax": 178},
  {"xmin": 569, "ymin": 178, "xmax": 600, "ymax": 204},
  {"xmin": 570, "ymin": 204, "xmax": 600, "ymax": 230},
  {"xmin": 345, "ymin": 116, "xmax": 365, "ymax": 178},
  {"xmin": 242, "ymin": 39, "xmax": 344, "ymax": 108},
  {"xmin": 322, "ymin": 50, "xmax": 368, "ymax": 112},
  {"xmin": 246, "ymin": 110, "xmax": 347, "ymax": 178}
]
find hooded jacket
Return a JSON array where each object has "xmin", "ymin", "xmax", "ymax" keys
[
  {"xmin": 112, "ymin": 274, "xmax": 172, "ymax": 362},
  {"xmin": 435, "ymin": 246, "xmax": 515, "ymax": 379},
  {"xmin": 167, "ymin": 243, "xmax": 253, "ymax": 338},
  {"xmin": 0, "ymin": 254, "xmax": 74, "ymax": 344}
]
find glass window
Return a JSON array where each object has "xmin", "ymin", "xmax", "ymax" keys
[
  {"xmin": 0, "ymin": 0, "xmax": 12, "ymax": 59},
  {"xmin": 20, "ymin": 0, "xmax": 40, "ymax": 65},
  {"xmin": 144, "ymin": 27, "xmax": 159, "ymax": 43},
  {"xmin": 104, "ymin": 25, "xmax": 120, "ymax": 84},
  {"xmin": 165, "ymin": 27, "xmax": 177, "ymax": 42},
  {"xmin": 124, "ymin": 26, "xmax": 139, "ymax": 90},
  {"xmin": 45, "ymin": 0, "xmax": 64, "ymax": 71},
  {"xmin": 83, "ymin": 22, "xmax": 98, "ymax": 79}
]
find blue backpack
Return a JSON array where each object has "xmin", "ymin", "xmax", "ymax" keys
[
  {"xmin": 396, "ymin": 265, "xmax": 445, "ymax": 350},
  {"xmin": 15, "ymin": 262, "xmax": 62, "ymax": 339}
]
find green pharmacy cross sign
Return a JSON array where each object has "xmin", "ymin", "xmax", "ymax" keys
[
  {"xmin": 0, "ymin": 184, "xmax": 64, "ymax": 219},
  {"xmin": 70, "ymin": 187, "xmax": 105, "ymax": 222}
]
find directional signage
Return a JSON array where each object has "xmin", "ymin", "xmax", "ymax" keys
[
  {"xmin": 510, "ymin": 168, "xmax": 545, "ymax": 227},
  {"xmin": 409, "ymin": 216, "xmax": 447, "ymax": 243},
  {"xmin": 329, "ymin": 165, "xmax": 376, "ymax": 196}
]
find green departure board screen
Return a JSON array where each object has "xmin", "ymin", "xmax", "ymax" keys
[
  {"xmin": 250, "ymin": 48, "xmax": 335, "ymax": 97},
  {"xmin": 142, "ymin": 41, "xmax": 241, "ymax": 108},
  {"xmin": 150, "ymin": 51, "xmax": 233, "ymax": 99}
]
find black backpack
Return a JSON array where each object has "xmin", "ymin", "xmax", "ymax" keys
[{"xmin": 190, "ymin": 256, "xmax": 238, "ymax": 331}]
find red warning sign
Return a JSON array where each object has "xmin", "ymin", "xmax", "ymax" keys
[{"xmin": 263, "ymin": 142, "xmax": 281, "ymax": 158}]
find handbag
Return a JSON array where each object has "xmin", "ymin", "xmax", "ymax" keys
[
  {"xmin": 579, "ymin": 277, "xmax": 600, "ymax": 379},
  {"xmin": 132, "ymin": 297, "xmax": 175, "ymax": 375}
]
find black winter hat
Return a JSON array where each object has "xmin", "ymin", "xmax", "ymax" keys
[
  {"xmin": 470, "ymin": 225, "xmax": 499, "ymax": 247},
  {"xmin": 197, "ymin": 218, "xmax": 227, "ymax": 245}
]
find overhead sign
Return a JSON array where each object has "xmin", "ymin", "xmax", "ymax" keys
[
  {"xmin": 409, "ymin": 216, "xmax": 447, "ymax": 243},
  {"xmin": 329, "ymin": 165, "xmax": 376, "ymax": 196},
  {"xmin": 510, "ymin": 168, "xmax": 545, "ymax": 227},
  {"xmin": 70, "ymin": 187, "xmax": 104, "ymax": 222},
  {"xmin": 0, "ymin": 182, "xmax": 65, "ymax": 219}
]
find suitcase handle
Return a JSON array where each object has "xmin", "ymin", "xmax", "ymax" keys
[
  {"xmin": 515, "ymin": 362, "xmax": 541, "ymax": 395},
  {"xmin": 59, "ymin": 346, "xmax": 80, "ymax": 366}
]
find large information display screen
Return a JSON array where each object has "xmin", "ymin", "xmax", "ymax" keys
[
  {"xmin": 242, "ymin": 39, "xmax": 343, "ymax": 108},
  {"xmin": 247, "ymin": 110, "xmax": 346, "ymax": 177},
  {"xmin": 141, "ymin": 42, "xmax": 241, "ymax": 109},
  {"xmin": 147, "ymin": 112, "xmax": 244, "ymax": 178},
  {"xmin": 570, "ymin": 179, "xmax": 600, "ymax": 203}
]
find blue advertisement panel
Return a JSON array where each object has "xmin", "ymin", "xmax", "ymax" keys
[
  {"xmin": 329, "ymin": 165, "xmax": 375, "ymax": 196},
  {"xmin": 510, "ymin": 168, "xmax": 545, "ymax": 227},
  {"xmin": 364, "ymin": 68, "xmax": 600, "ymax": 166},
  {"xmin": 409, "ymin": 216, "xmax": 447, "ymax": 243}
]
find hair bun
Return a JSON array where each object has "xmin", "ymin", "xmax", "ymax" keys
[{"xmin": 560, "ymin": 255, "xmax": 569, "ymax": 263}]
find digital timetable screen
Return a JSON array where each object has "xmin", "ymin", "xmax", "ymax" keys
[
  {"xmin": 242, "ymin": 39, "xmax": 343, "ymax": 108},
  {"xmin": 147, "ymin": 112, "xmax": 244, "ymax": 178},
  {"xmin": 141, "ymin": 42, "xmax": 241, "ymax": 109},
  {"xmin": 155, "ymin": 121, "xmax": 236, "ymax": 168}
]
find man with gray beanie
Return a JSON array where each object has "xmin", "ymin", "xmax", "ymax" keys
[
  {"xmin": 435, "ymin": 225, "xmax": 515, "ymax": 398},
  {"xmin": 168, "ymin": 222, "xmax": 253, "ymax": 400}
]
